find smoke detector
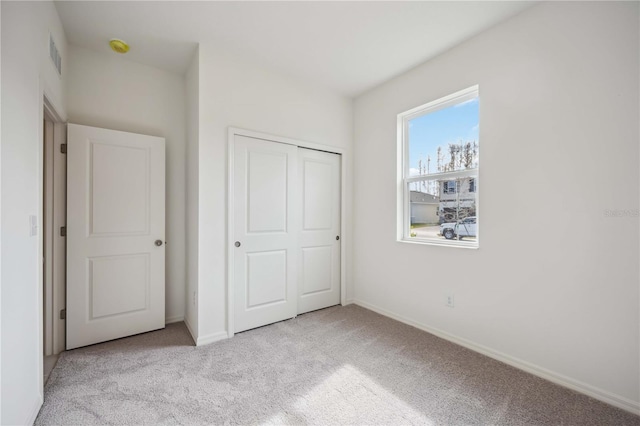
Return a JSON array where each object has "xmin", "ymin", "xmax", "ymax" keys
[{"xmin": 109, "ymin": 39, "xmax": 130, "ymax": 54}]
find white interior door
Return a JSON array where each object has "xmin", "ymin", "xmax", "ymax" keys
[
  {"xmin": 298, "ymin": 148, "xmax": 341, "ymax": 314},
  {"xmin": 66, "ymin": 124, "xmax": 165, "ymax": 349},
  {"xmin": 233, "ymin": 135, "xmax": 299, "ymax": 333}
]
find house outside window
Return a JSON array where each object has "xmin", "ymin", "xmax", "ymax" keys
[
  {"xmin": 397, "ymin": 85, "xmax": 479, "ymax": 247},
  {"xmin": 438, "ymin": 177, "xmax": 476, "ymax": 224}
]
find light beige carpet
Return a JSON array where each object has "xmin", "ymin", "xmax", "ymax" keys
[{"xmin": 36, "ymin": 305, "xmax": 639, "ymax": 425}]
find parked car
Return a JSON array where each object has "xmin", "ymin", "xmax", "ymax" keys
[{"xmin": 440, "ymin": 216, "xmax": 476, "ymax": 239}]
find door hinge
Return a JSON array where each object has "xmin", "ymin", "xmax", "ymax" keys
[
  {"xmin": 60, "ymin": 226, "xmax": 66, "ymax": 237},
  {"xmin": 59, "ymin": 309, "xmax": 66, "ymax": 320},
  {"xmin": 60, "ymin": 143, "xmax": 67, "ymax": 154}
]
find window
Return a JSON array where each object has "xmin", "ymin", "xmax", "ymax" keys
[
  {"xmin": 398, "ymin": 86, "xmax": 479, "ymax": 247},
  {"xmin": 443, "ymin": 181, "xmax": 458, "ymax": 194}
]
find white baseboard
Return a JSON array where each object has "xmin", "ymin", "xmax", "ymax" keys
[
  {"xmin": 196, "ymin": 331, "xmax": 229, "ymax": 346},
  {"xmin": 27, "ymin": 393, "xmax": 44, "ymax": 425},
  {"xmin": 165, "ymin": 315, "xmax": 184, "ymax": 324},
  {"xmin": 183, "ymin": 316, "xmax": 229, "ymax": 346},
  {"xmin": 183, "ymin": 316, "xmax": 197, "ymax": 345},
  {"xmin": 343, "ymin": 298, "xmax": 355, "ymax": 305},
  {"xmin": 352, "ymin": 299, "xmax": 640, "ymax": 416}
]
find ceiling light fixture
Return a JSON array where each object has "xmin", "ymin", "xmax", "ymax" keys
[{"xmin": 109, "ymin": 39, "xmax": 130, "ymax": 54}]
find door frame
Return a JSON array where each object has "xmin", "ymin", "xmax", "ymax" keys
[
  {"xmin": 227, "ymin": 127, "xmax": 348, "ymax": 337},
  {"xmin": 39, "ymin": 91, "xmax": 66, "ymax": 398},
  {"xmin": 42, "ymin": 101, "xmax": 67, "ymax": 357}
]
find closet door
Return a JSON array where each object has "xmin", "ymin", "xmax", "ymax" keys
[
  {"xmin": 298, "ymin": 148, "xmax": 341, "ymax": 314},
  {"xmin": 232, "ymin": 135, "xmax": 299, "ymax": 333}
]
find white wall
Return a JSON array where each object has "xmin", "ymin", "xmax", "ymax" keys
[
  {"xmin": 1, "ymin": 3, "xmax": 3, "ymax": 421},
  {"xmin": 66, "ymin": 45, "xmax": 187, "ymax": 324},
  {"xmin": 185, "ymin": 48, "xmax": 199, "ymax": 339},
  {"xmin": 194, "ymin": 44, "xmax": 353, "ymax": 342},
  {"xmin": 353, "ymin": 1, "xmax": 639, "ymax": 412},
  {"xmin": 0, "ymin": 1, "xmax": 68, "ymax": 424}
]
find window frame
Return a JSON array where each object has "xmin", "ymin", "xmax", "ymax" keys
[{"xmin": 397, "ymin": 85, "xmax": 479, "ymax": 248}]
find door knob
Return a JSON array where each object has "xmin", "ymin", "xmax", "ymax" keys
[
  {"xmin": 235, "ymin": 241, "xmax": 241, "ymax": 247},
  {"xmin": 155, "ymin": 240, "xmax": 163, "ymax": 246},
  {"xmin": 336, "ymin": 236, "xmax": 340, "ymax": 241}
]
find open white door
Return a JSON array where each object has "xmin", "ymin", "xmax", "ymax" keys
[
  {"xmin": 233, "ymin": 135, "xmax": 299, "ymax": 333},
  {"xmin": 66, "ymin": 124, "xmax": 165, "ymax": 349},
  {"xmin": 298, "ymin": 148, "xmax": 341, "ymax": 314}
]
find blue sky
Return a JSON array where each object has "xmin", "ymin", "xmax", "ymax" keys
[{"xmin": 408, "ymin": 98, "xmax": 479, "ymax": 176}]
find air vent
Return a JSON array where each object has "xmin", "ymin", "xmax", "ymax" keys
[{"xmin": 49, "ymin": 33, "xmax": 62, "ymax": 75}]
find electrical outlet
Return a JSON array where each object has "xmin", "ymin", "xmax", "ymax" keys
[{"xmin": 445, "ymin": 294, "xmax": 455, "ymax": 308}]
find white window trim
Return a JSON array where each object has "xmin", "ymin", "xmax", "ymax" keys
[{"xmin": 397, "ymin": 85, "xmax": 479, "ymax": 248}]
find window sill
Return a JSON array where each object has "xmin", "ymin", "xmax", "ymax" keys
[{"xmin": 397, "ymin": 237, "xmax": 479, "ymax": 249}]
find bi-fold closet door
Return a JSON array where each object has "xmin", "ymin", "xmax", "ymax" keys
[{"xmin": 232, "ymin": 134, "xmax": 341, "ymax": 333}]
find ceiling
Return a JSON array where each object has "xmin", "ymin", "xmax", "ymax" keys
[{"xmin": 55, "ymin": 1, "xmax": 535, "ymax": 97}]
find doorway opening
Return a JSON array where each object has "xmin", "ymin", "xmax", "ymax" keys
[{"xmin": 42, "ymin": 97, "xmax": 66, "ymax": 384}]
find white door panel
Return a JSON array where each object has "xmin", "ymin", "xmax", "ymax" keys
[
  {"xmin": 246, "ymin": 250, "xmax": 287, "ymax": 308},
  {"xmin": 67, "ymin": 124, "xmax": 165, "ymax": 349},
  {"xmin": 89, "ymin": 254, "xmax": 149, "ymax": 318},
  {"xmin": 90, "ymin": 143, "xmax": 149, "ymax": 235},
  {"xmin": 233, "ymin": 135, "xmax": 298, "ymax": 333},
  {"xmin": 298, "ymin": 148, "xmax": 341, "ymax": 314},
  {"xmin": 302, "ymin": 160, "xmax": 333, "ymax": 230},
  {"xmin": 247, "ymin": 150, "xmax": 289, "ymax": 233},
  {"xmin": 301, "ymin": 246, "xmax": 333, "ymax": 294}
]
